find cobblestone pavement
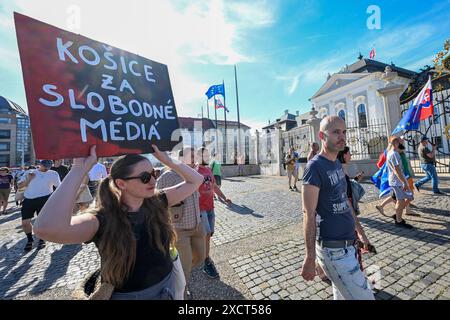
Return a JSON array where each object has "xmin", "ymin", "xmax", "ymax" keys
[{"xmin": 0, "ymin": 175, "xmax": 449, "ymax": 300}]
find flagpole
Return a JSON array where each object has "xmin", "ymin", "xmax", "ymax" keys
[
  {"xmin": 206, "ymin": 97, "xmax": 210, "ymax": 119},
  {"xmin": 234, "ymin": 65, "xmax": 241, "ymax": 159},
  {"xmin": 223, "ymin": 80, "xmax": 228, "ymax": 164},
  {"xmin": 429, "ymin": 75, "xmax": 437, "ymax": 150},
  {"xmin": 201, "ymin": 105, "xmax": 205, "ymax": 147},
  {"xmin": 214, "ymin": 95, "xmax": 218, "ymax": 154}
]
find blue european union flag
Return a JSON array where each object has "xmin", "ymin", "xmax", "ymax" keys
[
  {"xmin": 205, "ymin": 84, "xmax": 225, "ymax": 99},
  {"xmin": 391, "ymin": 101, "xmax": 422, "ymax": 135},
  {"xmin": 371, "ymin": 162, "xmax": 391, "ymax": 198}
]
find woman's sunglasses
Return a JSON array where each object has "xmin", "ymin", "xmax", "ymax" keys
[{"xmin": 120, "ymin": 170, "xmax": 157, "ymax": 184}]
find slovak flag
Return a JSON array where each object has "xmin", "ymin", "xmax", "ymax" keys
[
  {"xmin": 215, "ymin": 97, "xmax": 229, "ymax": 112},
  {"xmin": 392, "ymin": 76, "xmax": 433, "ymax": 135},
  {"xmin": 369, "ymin": 47, "xmax": 376, "ymax": 59}
]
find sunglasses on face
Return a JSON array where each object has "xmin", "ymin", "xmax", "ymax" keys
[{"xmin": 121, "ymin": 170, "xmax": 157, "ymax": 184}]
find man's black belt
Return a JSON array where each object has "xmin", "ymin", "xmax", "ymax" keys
[{"xmin": 317, "ymin": 239, "xmax": 356, "ymax": 248}]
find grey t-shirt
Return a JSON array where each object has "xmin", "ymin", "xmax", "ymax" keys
[
  {"xmin": 387, "ymin": 150, "xmax": 404, "ymax": 187},
  {"xmin": 302, "ymin": 155, "xmax": 356, "ymax": 241}
]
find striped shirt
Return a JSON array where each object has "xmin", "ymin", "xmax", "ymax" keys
[{"xmin": 156, "ymin": 170, "xmax": 201, "ymax": 230}]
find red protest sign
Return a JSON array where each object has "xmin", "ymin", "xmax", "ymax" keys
[{"xmin": 14, "ymin": 12, "xmax": 181, "ymax": 159}]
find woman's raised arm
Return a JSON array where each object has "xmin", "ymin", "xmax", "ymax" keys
[
  {"xmin": 34, "ymin": 146, "xmax": 99, "ymax": 244},
  {"xmin": 152, "ymin": 145, "xmax": 203, "ymax": 207}
]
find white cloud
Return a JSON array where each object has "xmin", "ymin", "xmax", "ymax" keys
[
  {"xmin": 0, "ymin": 13, "xmax": 14, "ymax": 29},
  {"xmin": 276, "ymin": 22, "xmax": 437, "ymax": 96},
  {"xmin": 403, "ymin": 54, "xmax": 435, "ymax": 72},
  {"xmin": 367, "ymin": 24, "xmax": 434, "ymax": 58},
  {"xmin": 276, "ymin": 73, "xmax": 300, "ymax": 96},
  {"xmin": 0, "ymin": 0, "xmax": 16, "ymax": 29},
  {"xmin": 8, "ymin": 0, "xmax": 274, "ymax": 115},
  {"xmin": 287, "ymin": 75, "xmax": 299, "ymax": 95},
  {"xmin": 277, "ymin": 54, "xmax": 349, "ymax": 96},
  {"xmin": 226, "ymin": 1, "xmax": 275, "ymax": 28}
]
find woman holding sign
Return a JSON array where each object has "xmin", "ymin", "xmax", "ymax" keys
[{"xmin": 34, "ymin": 145, "xmax": 203, "ymax": 300}]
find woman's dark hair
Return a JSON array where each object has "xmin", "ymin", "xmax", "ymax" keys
[
  {"xmin": 337, "ymin": 146, "xmax": 350, "ymax": 164},
  {"xmin": 94, "ymin": 154, "xmax": 175, "ymax": 288}
]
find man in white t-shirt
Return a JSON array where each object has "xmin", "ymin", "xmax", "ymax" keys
[
  {"xmin": 87, "ymin": 162, "xmax": 107, "ymax": 198},
  {"xmin": 386, "ymin": 137, "xmax": 414, "ymax": 229},
  {"xmin": 18, "ymin": 160, "xmax": 61, "ymax": 252}
]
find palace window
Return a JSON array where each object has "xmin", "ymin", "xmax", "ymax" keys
[
  {"xmin": 338, "ymin": 109, "xmax": 346, "ymax": 122},
  {"xmin": 358, "ymin": 104, "xmax": 367, "ymax": 128}
]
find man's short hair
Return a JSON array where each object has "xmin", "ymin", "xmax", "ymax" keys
[
  {"xmin": 40, "ymin": 160, "xmax": 53, "ymax": 169},
  {"xmin": 319, "ymin": 116, "xmax": 345, "ymax": 132}
]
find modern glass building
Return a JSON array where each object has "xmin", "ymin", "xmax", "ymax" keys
[{"xmin": 0, "ymin": 96, "xmax": 35, "ymax": 167}]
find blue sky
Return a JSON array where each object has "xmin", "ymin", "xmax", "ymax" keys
[{"xmin": 1, "ymin": 0, "xmax": 449, "ymax": 131}]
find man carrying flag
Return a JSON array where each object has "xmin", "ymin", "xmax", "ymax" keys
[
  {"xmin": 392, "ymin": 76, "xmax": 433, "ymax": 135},
  {"xmin": 391, "ymin": 75, "xmax": 444, "ymax": 195}
]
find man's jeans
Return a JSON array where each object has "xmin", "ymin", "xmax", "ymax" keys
[
  {"xmin": 416, "ymin": 163, "xmax": 439, "ymax": 192},
  {"xmin": 316, "ymin": 244, "xmax": 375, "ymax": 300}
]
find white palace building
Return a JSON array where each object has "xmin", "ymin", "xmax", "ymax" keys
[{"xmin": 310, "ymin": 57, "xmax": 417, "ymax": 127}]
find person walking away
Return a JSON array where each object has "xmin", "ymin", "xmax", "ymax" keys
[
  {"xmin": 0, "ymin": 168, "xmax": 14, "ymax": 215},
  {"xmin": 88, "ymin": 161, "xmax": 108, "ymax": 199},
  {"xmin": 374, "ymin": 137, "xmax": 417, "ymax": 216},
  {"xmin": 301, "ymin": 116, "xmax": 374, "ymax": 300},
  {"xmin": 18, "ymin": 160, "xmax": 61, "ymax": 251},
  {"xmin": 209, "ymin": 153, "xmax": 222, "ymax": 189},
  {"xmin": 386, "ymin": 137, "xmax": 414, "ymax": 229},
  {"xmin": 34, "ymin": 145, "xmax": 203, "ymax": 300},
  {"xmin": 196, "ymin": 147, "xmax": 231, "ymax": 279},
  {"xmin": 157, "ymin": 147, "xmax": 206, "ymax": 299},
  {"xmin": 414, "ymin": 136, "xmax": 443, "ymax": 194},
  {"xmin": 285, "ymin": 148, "xmax": 296, "ymax": 191}
]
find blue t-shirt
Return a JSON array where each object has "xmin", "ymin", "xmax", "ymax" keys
[
  {"xmin": 0, "ymin": 174, "xmax": 13, "ymax": 189},
  {"xmin": 302, "ymin": 155, "xmax": 355, "ymax": 241}
]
